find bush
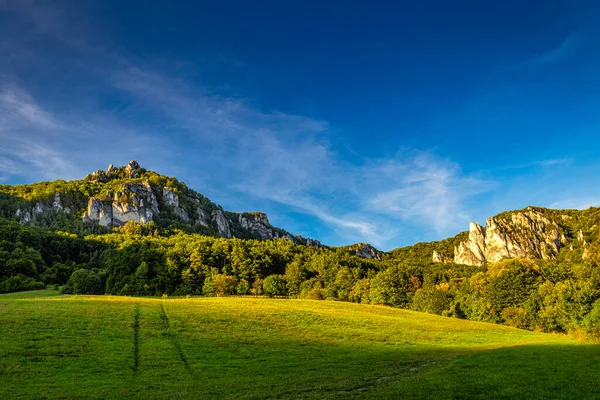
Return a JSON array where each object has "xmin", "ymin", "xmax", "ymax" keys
[
  {"xmin": 62, "ymin": 269, "xmax": 103, "ymax": 295},
  {"xmin": 370, "ymin": 267, "xmax": 412, "ymax": 307},
  {"xmin": 236, "ymin": 278, "xmax": 250, "ymax": 295},
  {"xmin": 501, "ymin": 307, "xmax": 532, "ymax": 329},
  {"xmin": 0, "ymin": 275, "xmax": 45, "ymax": 293},
  {"xmin": 202, "ymin": 274, "xmax": 237, "ymax": 296},
  {"xmin": 582, "ymin": 300, "xmax": 600, "ymax": 340},
  {"xmin": 412, "ymin": 289, "xmax": 454, "ymax": 315},
  {"xmin": 263, "ymin": 275, "xmax": 287, "ymax": 298}
]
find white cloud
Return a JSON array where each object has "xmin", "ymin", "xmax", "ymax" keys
[
  {"xmin": 502, "ymin": 158, "xmax": 572, "ymax": 170},
  {"xmin": 111, "ymin": 67, "xmax": 492, "ymax": 247}
]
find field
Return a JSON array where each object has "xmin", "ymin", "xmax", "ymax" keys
[{"xmin": 0, "ymin": 291, "xmax": 598, "ymax": 399}]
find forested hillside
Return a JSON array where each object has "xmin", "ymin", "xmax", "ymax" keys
[{"xmin": 1, "ymin": 164, "xmax": 600, "ymax": 339}]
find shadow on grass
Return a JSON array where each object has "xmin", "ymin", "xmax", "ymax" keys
[{"xmin": 382, "ymin": 343, "xmax": 600, "ymax": 400}]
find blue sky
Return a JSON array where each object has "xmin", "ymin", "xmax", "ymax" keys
[{"xmin": 1, "ymin": 0, "xmax": 600, "ymax": 250}]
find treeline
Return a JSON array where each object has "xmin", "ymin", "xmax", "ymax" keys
[{"xmin": 0, "ymin": 217, "xmax": 599, "ymax": 339}]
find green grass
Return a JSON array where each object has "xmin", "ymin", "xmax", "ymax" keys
[
  {"xmin": 0, "ymin": 294, "xmax": 598, "ymax": 399},
  {"xmin": 0, "ymin": 289, "xmax": 61, "ymax": 298}
]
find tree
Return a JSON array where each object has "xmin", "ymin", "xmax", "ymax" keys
[{"xmin": 263, "ymin": 275, "xmax": 287, "ymax": 298}]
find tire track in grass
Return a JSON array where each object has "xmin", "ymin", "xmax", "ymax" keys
[
  {"xmin": 133, "ymin": 303, "xmax": 140, "ymax": 373},
  {"xmin": 159, "ymin": 303, "xmax": 193, "ymax": 373}
]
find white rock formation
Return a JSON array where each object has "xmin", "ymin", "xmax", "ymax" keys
[
  {"xmin": 52, "ymin": 192, "xmax": 63, "ymax": 212},
  {"xmin": 238, "ymin": 213, "xmax": 273, "ymax": 240},
  {"xmin": 211, "ymin": 209, "xmax": 232, "ymax": 238},
  {"xmin": 162, "ymin": 187, "xmax": 190, "ymax": 222},
  {"xmin": 449, "ymin": 208, "xmax": 565, "ymax": 266},
  {"xmin": 83, "ymin": 181, "xmax": 159, "ymax": 226}
]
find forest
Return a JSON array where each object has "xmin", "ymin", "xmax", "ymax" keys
[{"xmin": 1, "ymin": 216, "xmax": 599, "ymax": 339}]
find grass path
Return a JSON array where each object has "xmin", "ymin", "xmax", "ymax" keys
[{"xmin": 0, "ymin": 292, "xmax": 597, "ymax": 399}]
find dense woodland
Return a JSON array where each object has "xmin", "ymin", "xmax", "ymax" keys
[
  {"xmin": 1, "ymin": 166, "xmax": 600, "ymax": 339},
  {"xmin": 1, "ymin": 216, "xmax": 599, "ymax": 339}
]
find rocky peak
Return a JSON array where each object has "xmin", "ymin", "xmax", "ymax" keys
[
  {"xmin": 126, "ymin": 160, "xmax": 141, "ymax": 178},
  {"xmin": 354, "ymin": 243, "xmax": 381, "ymax": 260},
  {"xmin": 440, "ymin": 208, "xmax": 565, "ymax": 266},
  {"xmin": 83, "ymin": 181, "xmax": 159, "ymax": 227},
  {"xmin": 238, "ymin": 212, "xmax": 274, "ymax": 240}
]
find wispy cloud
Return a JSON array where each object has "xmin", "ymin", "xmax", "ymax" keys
[
  {"xmin": 530, "ymin": 32, "xmax": 582, "ymax": 66},
  {"xmin": 0, "ymin": 1, "xmax": 494, "ymax": 248},
  {"xmin": 549, "ymin": 198, "xmax": 599, "ymax": 210},
  {"xmin": 502, "ymin": 158, "xmax": 572, "ymax": 170},
  {"xmin": 111, "ymin": 67, "xmax": 491, "ymax": 247}
]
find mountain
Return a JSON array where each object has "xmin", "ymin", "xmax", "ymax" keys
[
  {"xmin": 2, "ymin": 164, "xmax": 600, "ymax": 338},
  {"xmin": 0, "ymin": 160, "xmax": 322, "ymax": 246}
]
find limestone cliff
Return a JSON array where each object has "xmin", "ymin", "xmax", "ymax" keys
[
  {"xmin": 238, "ymin": 213, "xmax": 274, "ymax": 240},
  {"xmin": 435, "ymin": 207, "xmax": 566, "ymax": 266},
  {"xmin": 83, "ymin": 182, "xmax": 159, "ymax": 226},
  {"xmin": 2, "ymin": 160, "xmax": 324, "ymax": 247}
]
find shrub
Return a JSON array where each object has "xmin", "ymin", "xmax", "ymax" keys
[
  {"xmin": 501, "ymin": 307, "xmax": 532, "ymax": 330},
  {"xmin": 412, "ymin": 289, "xmax": 454, "ymax": 315},
  {"xmin": 62, "ymin": 269, "xmax": 103, "ymax": 295},
  {"xmin": 236, "ymin": 278, "xmax": 250, "ymax": 295},
  {"xmin": 202, "ymin": 274, "xmax": 237, "ymax": 296},
  {"xmin": 0, "ymin": 275, "xmax": 45, "ymax": 293},
  {"xmin": 582, "ymin": 300, "xmax": 600, "ymax": 340},
  {"xmin": 263, "ymin": 274, "xmax": 287, "ymax": 298}
]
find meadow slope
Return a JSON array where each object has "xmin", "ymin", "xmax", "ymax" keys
[{"xmin": 0, "ymin": 291, "xmax": 598, "ymax": 399}]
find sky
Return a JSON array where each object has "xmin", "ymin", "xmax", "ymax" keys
[{"xmin": 1, "ymin": 0, "xmax": 600, "ymax": 250}]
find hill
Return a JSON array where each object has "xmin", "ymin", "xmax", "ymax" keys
[
  {"xmin": 0, "ymin": 160, "xmax": 321, "ymax": 246},
  {"xmin": 1, "ymin": 292, "xmax": 597, "ymax": 399},
  {"xmin": 0, "ymin": 162, "xmax": 600, "ymax": 339}
]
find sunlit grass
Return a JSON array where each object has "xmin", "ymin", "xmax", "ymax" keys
[{"xmin": 0, "ymin": 293, "xmax": 597, "ymax": 399}]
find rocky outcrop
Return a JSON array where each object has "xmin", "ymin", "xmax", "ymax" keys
[
  {"xmin": 162, "ymin": 187, "xmax": 190, "ymax": 222},
  {"xmin": 211, "ymin": 209, "xmax": 232, "ymax": 238},
  {"xmin": 304, "ymin": 238, "xmax": 323, "ymax": 247},
  {"xmin": 83, "ymin": 181, "xmax": 159, "ymax": 226},
  {"xmin": 126, "ymin": 160, "xmax": 141, "ymax": 178},
  {"xmin": 196, "ymin": 208, "xmax": 210, "ymax": 227},
  {"xmin": 238, "ymin": 213, "xmax": 274, "ymax": 240},
  {"xmin": 355, "ymin": 243, "xmax": 381, "ymax": 260},
  {"xmin": 444, "ymin": 208, "xmax": 565, "ymax": 266},
  {"xmin": 52, "ymin": 192, "xmax": 63, "ymax": 212},
  {"xmin": 432, "ymin": 250, "xmax": 451, "ymax": 263}
]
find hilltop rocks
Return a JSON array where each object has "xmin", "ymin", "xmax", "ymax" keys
[
  {"xmin": 126, "ymin": 160, "xmax": 141, "ymax": 178},
  {"xmin": 355, "ymin": 243, "xmax": 381, "ymax": 260},
  {"xmin": 162, "ymin": 187, "xmax": 190, "ymax": 222},
  {"xmin": 239, "ymin": 213, "xmax": 274, "ymax": 240},
  {"xmin": 438, "ymin": 208, "xmax": 565, "ymax": 266},
  {"xmin": 83, "ymin": 181, "xmax": 159, "ymax": 226},
  {"xmin": 211, "ymin": 210, "xmax": 232, "ymax": 238}
]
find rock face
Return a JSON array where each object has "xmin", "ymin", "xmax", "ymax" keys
[
  {"xmin": 239, "ymin": 213, "xmax": 274, "ymax": 240},
  {"xmin": 5, "ymin": 160, "xmax": 323, "ymax": 245},
  {"xmin": 196, "ymin": 208, "xmax": 210, "ymax": 227},
  {"xmin": 432, "ymin": 250, "xmax": 451, "ymax": 263},
  {"xmin": 446, "ymin": 208, "xmax": 565, "ymax": 266},
  {"xmin": 83, "ymin": 181, "xmax": 159, "ymax": 226},
  {"xmin": 162, "ymin": 187, "xmax": 190, "ymax": 222},
  {"xmin": 355, "ymin": 244, "xmax": 381, "ymax": 260},
  {"xmin": 52, "ymin": 192, "xmax": 63, "ymax": 212},
  {"xmin": 211, "ymin": 210, "xmax": 232, "ymax": 238},
  {"xmin": 126, "ymin": 160, "xmax": 141, "ymax": 178}
]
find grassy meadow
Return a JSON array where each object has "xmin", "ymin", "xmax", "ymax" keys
[{"xmin": 0, "ymin": 291, "xmax": 598, "ymax": 399}]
